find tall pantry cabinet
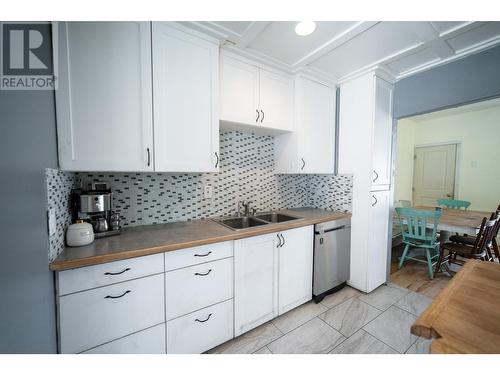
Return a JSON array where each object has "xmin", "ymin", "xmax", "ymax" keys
[{"xmin": 338, "ymin": 72, "xmax": 394, "ymax": 293}]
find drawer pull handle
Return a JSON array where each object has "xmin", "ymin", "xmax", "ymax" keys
[
  {"xmin": 194, "ymin": 251, "xmax": 212, "ymax": 257},
  {"xmin": 195, "ymin": 269, "xmax": 212, "ymax": 276},
  {"xmin": 105, "ymin": 290, "xmax": 131, "ymax": 299},
  {"xmin": 195, "ymin": 313, "xmax": 212, "ymax": 323},
  {"xmin": 104, "ymin": 268, "xmax": 131, "ymax": 276}
]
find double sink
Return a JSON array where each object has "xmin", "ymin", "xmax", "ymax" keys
[{"xmin": 214, "ymin": 212, "xmax": 302, "ymax": 230}]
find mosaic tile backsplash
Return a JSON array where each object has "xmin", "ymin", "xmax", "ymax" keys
[{"xmin": 46, "ymin": 131, "xmax": 352, "ymax": 262}]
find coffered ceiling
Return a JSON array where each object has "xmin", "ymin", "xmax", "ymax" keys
[{"xmin": 182, "ymin": 21, "xmax": 500, "ymax": 83}]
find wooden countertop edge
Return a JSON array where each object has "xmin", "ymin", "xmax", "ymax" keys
[
  {"xmin": 49, "ymin": 212, "xmax": 351, "ymax": 271},
  {"xmin": 410, "ymin": 260, "xmax": 478, "ymax": 353}
]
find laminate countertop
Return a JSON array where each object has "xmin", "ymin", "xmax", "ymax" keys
[{"xmin": 50, "ymin": 208, "xmax": 351, "ymax": 271}]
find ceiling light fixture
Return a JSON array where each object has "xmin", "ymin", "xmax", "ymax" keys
[{"xmin": 295, "ymin": 21, "xmax": 317, "ymax": 36}]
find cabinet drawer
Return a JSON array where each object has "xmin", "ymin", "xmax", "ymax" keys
[
  {"xmin": 167, "ymin": 299, "xmax": 233, "ymax": 354},
  {"xmin": 57, "ymin": 253, "xmax": 164, "ymax": 296},
  {"xmin": 59, "ymin": 273, "xmax": 165, "ymax": 353},
  {"xmin": 166, "ymin": 257, "xmax": 233, "ymax": 320},
  {"xmin": 164, "ymin": 241, "xmax": 233, "ymax": 271},
  {"xmin": 83, "ymin": 324, "xmax": 166, "ymax": 354}
]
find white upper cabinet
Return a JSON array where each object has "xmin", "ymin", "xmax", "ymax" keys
[
  {"xmin": 275, "ymin": 77, "xmax": 336, "ymax": 174},
  {"xmin": 259, "ymin": 69, "xmax": 293, "ymax": 131},
  {"xmin": 338, "ymin": 73, "xmax": 394, "ymax": 189},
  {"xmin": 55, "ymin": 22, "xmax": 154, "ymax": 172},
  {"xmin": 152, "ymin": 23, "xmax": 220, "ymax": 173},
  {"xmin": 372, "ymin": 77, "xmax": 393, "ymax": 188},
  {"xmin": 220, "ymin": 56, "xmax": 260, "ymax": 126},
  {"xmin": 220, "ymin": 55, "xmax": 293, "ymax": 132}
]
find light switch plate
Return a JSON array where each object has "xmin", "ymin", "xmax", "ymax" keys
[{"xmin": 48, "ymin": 209, "xmax": 56, "ymax": 237}]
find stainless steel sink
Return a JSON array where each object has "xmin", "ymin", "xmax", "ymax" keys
[
  {"xmin": 215, "ymin": 216, "xmax": 269, "ymax": 230},
  {"xmin": 254, "ymin": 212, "xmax": 300, "ymax": 223}
]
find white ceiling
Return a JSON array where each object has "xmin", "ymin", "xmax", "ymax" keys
[{"xmin": 182, "ymin": 21, "xmax": 500, "ymax": 83}]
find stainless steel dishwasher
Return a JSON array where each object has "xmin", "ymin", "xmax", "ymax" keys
[{"xmin": 313, "ymin": 217, "xmax": 351, "ymax": 303}]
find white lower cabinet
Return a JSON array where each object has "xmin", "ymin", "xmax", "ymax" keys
[
  {"xmin": 234, "ymin": 233, "xmax": 279, "ymax": 336},
  {"xmin": 165, "ymin": 257, "xmax": 233, "ymax": 320},
  {"xmin": 278, "ymin": 226, "xmax": 314, "ymax": 315},
  {"xmin": 57, "ymin": 225, "xmax": 317, "ymax": 353},
  {"xmin": 166, "ymin": 299, "xmax": 233, "ymax": 354},
  {"xmin": 83, "ymin": 324, "xmax": 166, "ymax": 354},
  {"xmin": 59, "ymin": 273, "xmax": 165, "ymax": 354}
]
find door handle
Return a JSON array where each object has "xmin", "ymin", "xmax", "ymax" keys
[
  {"xmin": 301, "ymin": 158, "xmax": 305, "ymax": 170},
  {"xmin": 147, "ymin": 148, "xmax": 151, "ymax": 167},
  {"xmin": 195, "ymin": 313, "xmax": 212, "ymax": 323},
  {"xmin": 372, "ymin": 195, "xmax": 378, "ymax": 206},
  {"xmin": 215, "ymin": 151, "xmax": 219, "ymax": 168},
  {"xmin": 194, "ymin": 269, "xmax": 212, "ymax": 276},
  {"xmin": 104, "ymin": 268, "xmax": 130, "ymax": 276},
  {"xmin": 373, "ymin": 170, "xmax": 379, "ymax": 182},
  {"xmin": 280, "ymin": 233, "xmax": 285, "ymax": 247},
  {"xmin": 277, "ymin": 234, "xmax": 282, "ymax": 248},
  {"xmin": 256, "ymin": 109, "xmax": 260, "ymax": 123},
  {"xmin": 105, "ymin": 290, "xmax": 131, "ymax": 299},
  {"xmin": 260, "ymin": 110, "xmax": 264, "ymax": 123}
]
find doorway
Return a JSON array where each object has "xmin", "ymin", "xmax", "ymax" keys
[{"xmin": 412, "ymin": 143, "xmax": 458, "ymax": 206}]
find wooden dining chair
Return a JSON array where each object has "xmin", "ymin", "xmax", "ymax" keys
[
  {"xmin": 437, "ymin": 198, "xmax": 471, "ymax": 210},
  {"xmin": 449, "ymin": 206, "xmax": 500, "ymax": 261},
  {"xmin": 395, "ymin": 207, "xmax": 442, "ymax": 279},
  {"xmin": 435, "ymin": 216, "xmax": 499, "ymax": 273}
]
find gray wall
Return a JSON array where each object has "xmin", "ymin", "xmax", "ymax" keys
[
  {"xmin": 394, "ymin": 45, "xmax": 500, "ymax": 119},
  {"xmin": 0, "ymin": 89, "xmax": 58, "ymax": 353}
]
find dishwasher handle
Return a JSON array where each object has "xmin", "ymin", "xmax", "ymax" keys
[{"xmin": 315, "ymin": 225, "xmax": 350, "ymax": 235}]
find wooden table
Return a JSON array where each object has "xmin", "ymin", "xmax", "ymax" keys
[
  {"xmin": 411, "ymin": 260, "xmax": 500, "ymax": 353},
  {"xmin": 415, "ymin": 206, "xmax": 491, "ymax": 239}
]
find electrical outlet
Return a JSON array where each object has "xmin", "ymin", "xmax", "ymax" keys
[{"xmin": 204, "ymin": 185, "xmax": 213, "ymax": 199}]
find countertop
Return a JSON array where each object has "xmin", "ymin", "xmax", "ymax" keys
[{"xmin": 50, "ymin": 208, "xmax": 351, "ymax": 271}]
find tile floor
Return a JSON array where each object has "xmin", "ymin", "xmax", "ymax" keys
[{"xmin": 208, "ymin": 283, "xmax": 433, "ymax": 354}]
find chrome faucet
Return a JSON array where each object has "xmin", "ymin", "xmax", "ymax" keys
[{"xmin": 238, "ymin": 200, "xmax": 254, "ymax": 216}]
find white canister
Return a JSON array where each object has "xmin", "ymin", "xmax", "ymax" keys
[{"xmin": 66, "ymin": 220, "xmax": 94, "ymax": 247}]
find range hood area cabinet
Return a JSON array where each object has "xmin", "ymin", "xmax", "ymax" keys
[
  {"xmin": 274, "ymin": 76, "xmax": 336, "ymax": 174},
  {"xmin": 337, "ymin": 72, "xmax": 394, "ymax": 293},
  {"xmin": 55, "ymin": 22, "xmax": 219, "ymax": 173},
  {"xmin": 219, "ymin": 54, "xmax": 294, "ymax": 133}
]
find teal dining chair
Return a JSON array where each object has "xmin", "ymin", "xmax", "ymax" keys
[
  {"xmin": 395, "ymin": 207, "xmax": 442, "ymax": 279},
  {"xmin": 437, "ymin": 198, "xmax": 471, "ymax": 210}
]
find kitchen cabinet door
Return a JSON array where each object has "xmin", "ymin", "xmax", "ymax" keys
[
  {"xmin": 152, "ymin": 23, "xmax": 219, "ymax": 172},
  {"xmin": 278, "ymin": 226, "xmax": 314, "ymax": 315},
  {"xmin": 55, "ymin": 22, "xmax": 154, "ymax": 172},
  {"xmin": 297, "ymin": 78, "xmax": 336, "ymax": 173},
  {"xmin": 367, "ymin": 190, "xmax": 390, "ymax": 292},
  {"xmin": 259, "ymin": 69, "xmax": 293, "ymax": 131},
  {"xmin": 220, "ymin": 56, "xmax": 260, "ymax": 126},
  {"xmin": 234, "ymin": 233, "xmax": 279, "ymax": 336},
  {"xmin": 371, "ymin": 77, "xmax": 393, "ymax": 188}
]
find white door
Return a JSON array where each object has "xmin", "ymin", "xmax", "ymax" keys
[
  {"xmin": 367, "ymin": 190, "xmax": 390, "ymax": 293},
  {"xmin": 413, "ymin": 144, "xmax": 457, "ymax": 206},
  {"xmin": 278, "ymin": 226, "xmax": 314, "ymax": 315},
  {"xmin": 259, "ymin": 69, "xmax": 294, "ymax": 131},
  {"xmin": 297, "ymin": 78, "xmax": 336, "ymax": 173},
  {"xmin": 372, "ymin": 77, "xmax": 393, "ymax": 187},
  {"xmin": 234, "ymin": 233, "xmax": 279, "ymax": 336},
  {"xmin": 152, "ymin": 23, "xmax": 219, "ymax": 172},
  {"xmin": 55, "ymin": 22, "xmax": 153, "ymax": 172},
  {"xmin": 220, "ymin": 56, "xmax": 260, "ymax": 126}
]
